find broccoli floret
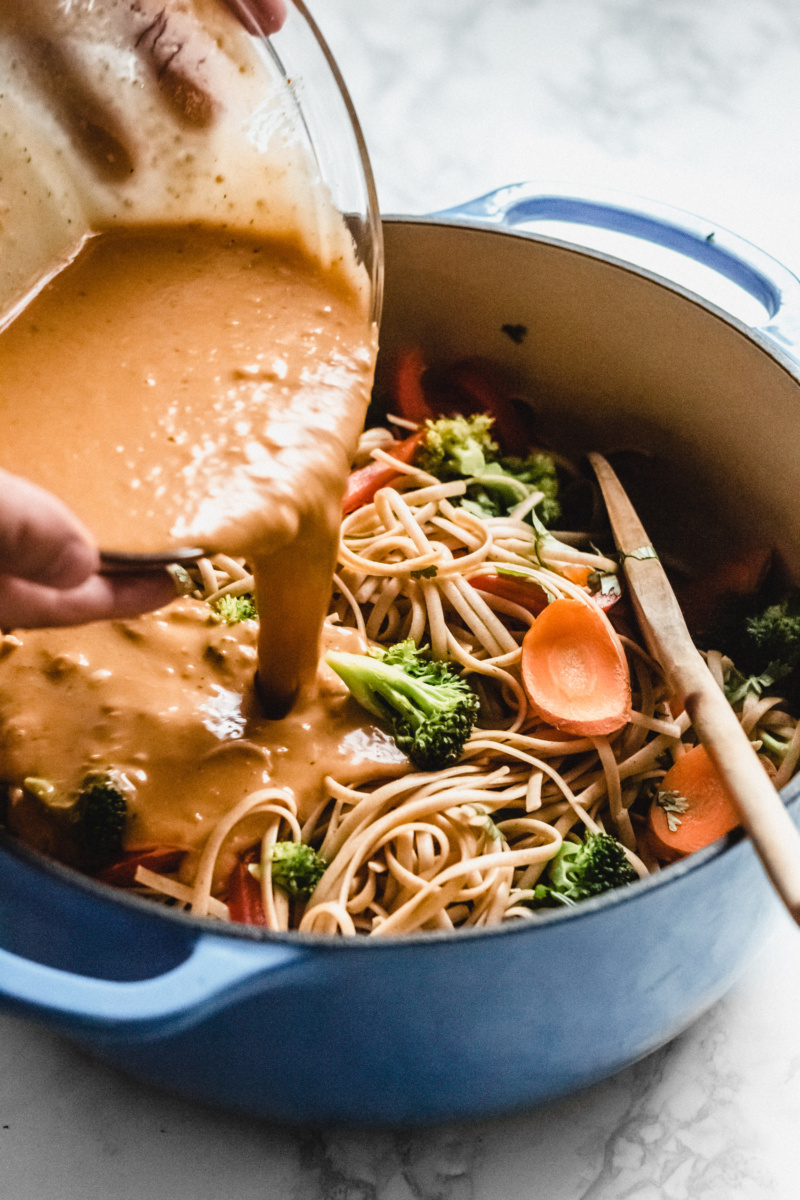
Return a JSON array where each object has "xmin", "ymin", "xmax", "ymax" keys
[
  {"xmin": 253, "ymin": 842, "xmax": 327, "ymax": 899},
  {"xmin": 461, "ymin": 457, "xmax": 561, "ymax": 526},
  {"xmin": 380, "ymin": 639, "xmax": 457, "ymax": 683},
  {"xmin": 533, "ymin": 832, "xmax": 638, "ymax": 907},
  {"xmin": 326, "ymin": 640, "xmax": 479, "ymax": 770},
  {"xmin": 72, "ymin": 773, "xmax": 128, "ymax": 871},
  {"xmin": 211, "ymin": 594, "xmax": 258, "ymax": 624},
  {"xmin": 745, "ymin": 599, "xmax": 800, "ymax": 675},
  {"xmin": 498, "ymin": 452, "xmax": 561, "ymax": 525},
  {"xmin": 706, "ymin": 594, "xmax": 800, "ymax": 707},
  {"xmin": 413, "ymin": 414, "xmax": 560, "ymax": 526},
  {"xmin": 416, "ymin": 414, "xmax": 498, "ymax": 479}
]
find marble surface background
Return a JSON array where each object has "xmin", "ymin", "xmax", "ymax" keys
[{"xmin": 4, "ymin": 1, "xmax": 800, "ymax": 1196}]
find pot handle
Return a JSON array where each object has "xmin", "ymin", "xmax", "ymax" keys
[
  {"xmin": 435, "ymin": 182, "xmax": 800, "ymax": 362},
  {"xmin": 0, "ymin": 934, "xmax": 304, "ymax": 1042}
]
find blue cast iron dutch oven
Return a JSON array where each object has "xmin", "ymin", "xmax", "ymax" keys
[{"xmin": 2, "ymin": 183, "xmax": 800, "ymax": 1126}]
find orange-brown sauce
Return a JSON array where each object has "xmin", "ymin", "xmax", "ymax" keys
[
  {"xmin": 0, "ymin": 609, "xmax": 405, "ymax": 888},
  {"xmin": 0, "ymin": 226, "xmax": 384, "ymax": 883},
  {"xmin": 0, "ymin": 225, "xmax": 374, "ymax": 713},
  {"xmin": 0, "ymin": 227, "xmax": 373, "ymax": 558}
]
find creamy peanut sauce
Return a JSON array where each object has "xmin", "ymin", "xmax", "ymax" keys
[
  {"xmin": 0, "ymin": 608, "xmax": 406, "ymax": 889},
  {"xmin": 0, "ymin": 226, "xmax": 375, "ymax": 709},
  {"xmin": 0, "ymin": 225, "xmax": 386, "ymax": 885},
  {"xmin": 0, "ymin": 227, "xmax": 373, "ymax": 557}
]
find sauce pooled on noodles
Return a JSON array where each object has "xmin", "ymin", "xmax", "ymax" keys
[{"xmin": 0, "ymin": 226, "xmax": 375, "ymax": 712}]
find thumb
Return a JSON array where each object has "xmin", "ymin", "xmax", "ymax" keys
[
  {"xmin": 224, "ymin": 0, "xmax": 287, "ymax": 37},
  {"xmin": 0, "ymin": 469, "xmax": 99, "ymax": 589}
]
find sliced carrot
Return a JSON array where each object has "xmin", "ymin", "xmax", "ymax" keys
[
  {"xmin": 391, "ymin": 348, "xmax": 435, "ymax": 422},
  {"xmin": 647, "ymin": 744, "xmax": 740, "ymax": 862},
  {"xmin": 98, "ymin": 845, "xmax": 186, "ymax": 886},
  {"xmin": 467, "ymin": 574, "xmax": 549, "ymax": 616},
  {"xmin": 559, "ymin": 563, "xmax": 593, "ymax": 588},
  {"xmin": 525, "ymin": 726, "xmax": 585, "ymax": 743},
  {"xmin": 343, "ymin": 430, "xmax": 425, "ymax": 514},
  {"xmin": 227, "ymin": 860, "xmax": 267, "ymax": 926},
  {"xmin": 521, "ymin": 598, "xmax": 631, "ymax": 736},
  {"xmin": 675, "ymin": 546, "xmax": 772, "ymax": 637}
]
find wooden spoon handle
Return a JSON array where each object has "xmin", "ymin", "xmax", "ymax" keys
[
  {"xmin": 588, "ymin": 452, "xmax": 800, "ymax": 924},
  {"xmin": 685, "ymin": 679, "xmax": 800, "ymax": 921}
]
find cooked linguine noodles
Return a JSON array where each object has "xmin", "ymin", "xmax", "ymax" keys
[{"xmin": 126, "ymin": 421, "xmax": 798, "ymax": 937}]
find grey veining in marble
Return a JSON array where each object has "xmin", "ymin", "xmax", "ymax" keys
[
  {"xmin": 3, "ymin": 1, "xmax": 800, "ymax": 1196},
  {"xmin": 320, "ymin": 0, "xmax": 800, "ymax": 275}
]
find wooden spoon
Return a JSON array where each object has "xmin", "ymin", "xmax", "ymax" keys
[{"xmin": 588, "ymin": 451, "xmax": 800, "ymax": 926}]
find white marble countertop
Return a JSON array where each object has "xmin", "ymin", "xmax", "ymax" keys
[
  {"xmin": 4, "ymin": 2, "xmax": 800, "ymax": 1196},
  {"xmin": 2, "ymin": 911, "xmax": 799, "ymax": 1199}
]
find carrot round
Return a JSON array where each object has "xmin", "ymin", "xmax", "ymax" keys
[
  {"xmin": 648, "ymin": 744, "xmax": 740, "ymax": 862},
  {"xmin": 521, "ymin": 598, "xmax": 631, "ymax": 736}
]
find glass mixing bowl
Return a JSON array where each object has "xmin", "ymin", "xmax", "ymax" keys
[
  {"xmin": 258, "ymin": 0, "xmax": 383, "ymax": 323},
  {"xmin": 0, "ymin": 0, "xmax": 383, "ymax": 564}
]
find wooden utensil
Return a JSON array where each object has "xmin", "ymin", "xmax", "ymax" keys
[{"xmin": 588, "ymin": 451, "xmax": 800, "ymax": 926}]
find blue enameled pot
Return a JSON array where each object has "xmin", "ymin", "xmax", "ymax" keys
[{"xmin": 2, "ymin": 184, "xmax": 800, "ymax": 1126}]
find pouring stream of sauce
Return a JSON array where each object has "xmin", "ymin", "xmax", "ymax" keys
[{"xmin": 0, "ymin": 226, "xmax": 376, "ymax": 712}]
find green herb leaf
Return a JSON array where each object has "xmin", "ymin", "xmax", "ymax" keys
[
  {"xmin": 655, "ymin": 788, "xmax": 690, "ymax": 833},
  {"xmin": 495, "ymin": 563, "xmax": 559, "ymax": 603},
  {"xmin": 588, "ymin": 570, "xmax": 622, "ymax": 598},
  {"xmin": 621, "ymin": 545, "xmax": 658, "ymax": 562}
]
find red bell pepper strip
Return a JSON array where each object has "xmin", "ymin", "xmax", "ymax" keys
[
  {"xmin": 447, "ymin": 360, "xmax": 530, "ymax": 452},
  {"xmin": 390, "ymin": 347, "xmax": 435, "ymax": 422},
  {"xmin": 343, "ymin": 430, "xmax": 425, "ymax": 515},
  {"xmin": 470, "ymin": 572, "xmax": 621, "ymax": 616},
  {"xmin": 593, "ymin": 589, "xmax": 622, "ymax": 613},
  {"xmin": 98, "ymin": 845, "xmax": 186, "ymax": 886},
  {"xmin": 467, "ymin": 574, "xmax": 549, "ymax": 616},
  {"xmin": 674, "ymin": 546, "xmax": 772, "ymax": 638},
  {"xmin": 227, "ymin": 860, "xmax": 267, "ymax": 926}
]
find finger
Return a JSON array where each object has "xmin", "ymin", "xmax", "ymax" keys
[
  {"xmin": 0, "ymin": 469, "xmax": 99, "ymax": 589},
  {"xmin": 128, "ymin": 2, "xmax": 217, "ymax": 127},
  {"xmin": 22, "ymin": 35, "xmax": 136, "ymax": 181},
  {"xmin": 223, "ymin": 0, "xmax": 287, "ymax": 37},
  {"xmin": 0, "ymin": 570, "xmax": 176, "ymax": 631}
]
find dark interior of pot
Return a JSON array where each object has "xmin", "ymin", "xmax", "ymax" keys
[{"xmin": 377, "ymin": 220, "xmax": 800, "ymax": 582}]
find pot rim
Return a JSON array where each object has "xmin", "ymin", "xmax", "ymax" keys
[
  {"xmin": 381, "ymin": 213, "xmax": 800, "ymax": 390},
  {"xmin": 4, "ymin": 215, "xmax": 800, "ymax": 956}
]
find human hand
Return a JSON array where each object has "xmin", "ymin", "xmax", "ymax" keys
[
  {"xmin": 224, "ymin": 0, "xmax": 287, "ymax": 36},
  {"xmin": 0, "ymin": 471, "xmax": 175, "ymax": 631},
  {"xmin": 0, "ymin": 0, "xmax": 287, "ymax": 631}
]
